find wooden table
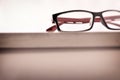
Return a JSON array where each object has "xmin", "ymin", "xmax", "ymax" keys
[{"xmin": 0, "ymin": 32, "xmax": 120, "ymax": 80}]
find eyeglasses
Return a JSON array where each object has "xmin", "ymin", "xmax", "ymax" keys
[{"xmin": 46, "ymin": 10, "xmax": 120, "ymax": 32}]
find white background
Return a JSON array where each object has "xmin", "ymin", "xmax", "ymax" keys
[{"xmin": 0, "ymin": 0, "xmax": 120, "ymax": 32}]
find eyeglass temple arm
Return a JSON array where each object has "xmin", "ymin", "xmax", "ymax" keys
[
  {"xmin": 46, "ymin": 15, "xmax": 120, "ymax": 32},
  {"xmin": 46, "ymin": 17, "xmax": 91, "ymax": 32},
  {"xmin": 46, "ymin": 23, "xmax": 63, "ymax": 32},
  {"xmin": 106, "ymin": 21, "xmax": 120, "ymax": 27}
]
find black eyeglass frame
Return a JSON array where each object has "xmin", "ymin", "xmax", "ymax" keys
[{"xmin": 52, "ymin": 10, "xmax": 120, "ymax": 32}]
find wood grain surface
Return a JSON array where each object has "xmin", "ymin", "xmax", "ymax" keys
[
  {"xmin": 0, "ymin": 32, "xmax": 120, "ymax": 48},
  {"xmin": 0, "ymin": 48, "xmax": 120, "ymax": 80}
]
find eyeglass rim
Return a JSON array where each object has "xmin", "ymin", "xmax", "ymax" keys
[{"xmin": 47, "ymin": 10, "xmax": 120, "ymax": 32}]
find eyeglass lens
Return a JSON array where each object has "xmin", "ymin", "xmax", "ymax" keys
[
  {"xmin": 56, "ymin": 11, "xmax": 120, "ymax": 31},
  {"xmin": 57, "ymin": 12, "xmax": 93, "ymax": 31}
]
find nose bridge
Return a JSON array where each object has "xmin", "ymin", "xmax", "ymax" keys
[
  {"xmin": 93, "ymin": 12, "xmax": 103, "ymax": 22},
  {"xmin": 94, "ymin": 12, "xmax": 101, "ymax": 16},
  {"xmin": 93, "ymin": 12, "xmax": 107, "ymax": 27}
]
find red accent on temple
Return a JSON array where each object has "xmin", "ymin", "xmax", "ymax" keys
[
  {"xmin": 46, "ymin": 25, "xmax": 57, "ymax": 32},
  {"xmin": 46, "ymin": 23, "xmax": 64, "ymax": 32}
]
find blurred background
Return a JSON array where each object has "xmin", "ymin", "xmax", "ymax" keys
[{"xmin": 0, "ymin": 0, "xmax": 120, "ymax": 32}]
